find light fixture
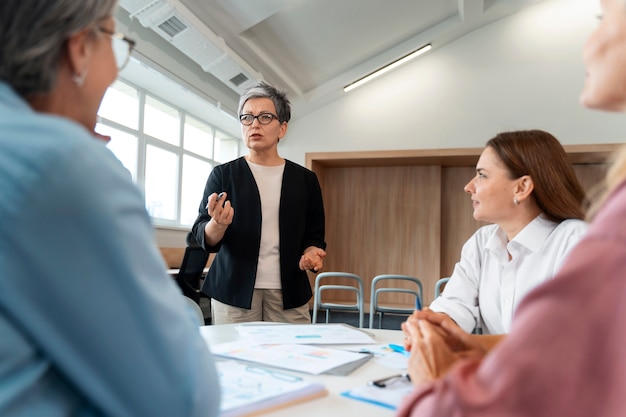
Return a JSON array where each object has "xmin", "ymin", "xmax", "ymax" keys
[{"xmin": 343, "ymin": 44, "xmax": 432, "ymax": 93}]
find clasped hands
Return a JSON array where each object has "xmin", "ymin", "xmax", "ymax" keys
[{"xmin": 401, "ymin": 308, "xmax": 487, "ymax": 385}]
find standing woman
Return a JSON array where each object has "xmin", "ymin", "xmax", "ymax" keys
[
  {"xmin": 399, "ymin": 0, "xmax": 626, "ymax": 415},
  {"xmin": 428, "ymin": 129, "xmax": 588, "ymax": 334},
  {"xmin": 0, "ymin": 1, "xmax": 220, "ymax": 416},
  {"xmin": 192, "ymin": 81, "xmax": 327, "ymax": 325}
]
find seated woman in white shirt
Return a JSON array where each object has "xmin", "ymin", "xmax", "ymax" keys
[{"xmin": 427, "ymin": 129, "xmax": 588, "ymax": 335}]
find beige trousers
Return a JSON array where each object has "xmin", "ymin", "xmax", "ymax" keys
[{"xmin": 211, "ymin": 289, "xmax": 311, "ymax": 325}]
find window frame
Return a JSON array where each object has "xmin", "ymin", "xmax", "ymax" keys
[{"xmin": 97, "ymin": 77, "xmax": 240, "ymax": 229}]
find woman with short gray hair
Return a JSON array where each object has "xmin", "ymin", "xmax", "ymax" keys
[
  {"xmin": 0, "ymin": 1, "xmax": 220, "ymax": 415},
  {"xmin": 193, "ymin": 81, "xmax": 327, "ymax": 324}
]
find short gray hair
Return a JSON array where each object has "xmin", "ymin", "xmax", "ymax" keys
[
  {"xmin": 0, "ymin": 0, "xmax": 118, "ymax": 97},
  {"xmin": 238, "ymin": 81, "xmax": 291, "ymax": 123}
]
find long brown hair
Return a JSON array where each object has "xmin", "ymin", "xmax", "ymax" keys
[{"xmin": 487, "ymin": 130, "xmax": 586, "ymax": 222}]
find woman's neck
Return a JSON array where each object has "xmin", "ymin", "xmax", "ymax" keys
[
  {"xmin": 246, "ymin": 152, "xmax": 284, "ymax": 166},
  {"xmin": 501, "ymin": 206, "xmax": 543, "ymax": 241}
]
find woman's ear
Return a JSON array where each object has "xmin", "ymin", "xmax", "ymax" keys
[
  {"xmin": 64, "ymin": 29, "xmax": 93, "ymax": 79},
  {"xmin": 277, "ymin": 121, "xmax": 288, "ymax": 140},
  {"xmin": 514, "ymin": 175, "xmax": 534, "ymax": 203}
]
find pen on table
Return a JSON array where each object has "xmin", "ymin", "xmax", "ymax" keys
[
  {"xmin": 388, "ymin": 343, "xmax": 410, "ymax": 357},
  {"xmin": 367, "ymin": 373, "xmax": 411, "ymax": 387}
]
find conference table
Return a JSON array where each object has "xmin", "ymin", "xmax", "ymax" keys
[{"xmin": 200, "ymin": 323, "xmax": 411, "ymax": 417}]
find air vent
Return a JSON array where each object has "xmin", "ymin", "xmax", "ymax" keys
[
  {"xmin": 158, "ymin": 15, "xmax": 188, "ymax": 37},
  {"xmin": 229, "ymin": 73, "xmax": 249, "ymax": 87},
  {"xmin": 119, "ymin": 0, "xmax": 261, "ymax": 94}
]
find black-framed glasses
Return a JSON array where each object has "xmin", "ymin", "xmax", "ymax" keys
[
  {"xmin": 98, "ymin": 27, "xmax": 136, "ymax": 71},
  {"xmin": 239, "ymin": 113, "xmax": 280, "ymax": 126}
]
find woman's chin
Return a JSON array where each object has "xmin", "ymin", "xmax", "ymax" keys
[{"xmin": 580, "ymin": 89, "xmax": 626, "ymax": 113}]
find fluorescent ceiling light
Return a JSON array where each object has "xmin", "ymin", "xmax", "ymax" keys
[{"xmin": 343, "ymin": 44, "xmax": 432, "ymax": 93}]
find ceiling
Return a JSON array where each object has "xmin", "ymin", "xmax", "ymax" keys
[{"xmin": 118, "ymin": 0, "xmax": 545, "ymax": 118}]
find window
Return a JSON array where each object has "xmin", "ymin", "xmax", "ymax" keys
[
  {"xmin": 184, "ymin": 116, "xmax": 214, "ymax": 158},
  {"xmin": 99, "ymin": 80, "xmax": 139, "ymax": 129},
  {"xmin": 144, "ymin": 96, "xmax": 180, "ymax": 146},
  {"xmin": 95, "ymin": 123, "xmax": 138, "ymax": 181},
  {"xmin": 215, "ymin": 129, "xmax": 240, "ymax": 163},
  {"xmin": 97, "ymin": 77, "xmax": 240, "ymax": 228}
]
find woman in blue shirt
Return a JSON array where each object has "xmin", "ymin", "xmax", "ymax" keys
[{"xmin": 0, "ymin": 1, "xmax": 220, "ymax": 416}]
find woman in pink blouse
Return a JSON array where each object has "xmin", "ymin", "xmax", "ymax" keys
[{"xmin": 399, "ymin": 0, "xmax": 626, "ymax": 416}]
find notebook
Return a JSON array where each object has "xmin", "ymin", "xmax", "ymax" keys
[{"xmin": 217, "ymin": 360, "xmax": 327, "ymax": 417}]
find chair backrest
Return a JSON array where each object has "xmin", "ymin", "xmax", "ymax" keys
[
  {"xmin": 175, "ymin": 246, "xmax": 209, "ymax": 303},
  {"xmin": 434, "ymin": 277, "xmax": 450, "ymax": 299},
  {"xmin": 312, "ymin": 272, "xmax": 365, "ymax": 327},
  {"xmin": 369, "ymin": 274, "xmax": 423, "ymax": 328},
  {"xmin": 183, "ymin": 295, "xmax": 205, "ymax": 325}
]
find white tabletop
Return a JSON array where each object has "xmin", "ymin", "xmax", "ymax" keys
[{"xmin": 200, "ymin": 323, "xmax": 408, "ymax": 417}]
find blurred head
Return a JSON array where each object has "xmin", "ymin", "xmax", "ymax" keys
[
  {"xmin": 582, "ymin": 0, "xmax": 626, "ymax": 218},
  {"xmin": 464, "ymin": 130, "xmax": 586, "ymax": 225},
  {"xmin": 581, "ymin": 0, "xmax": 626, "ymax": 111},
  {"xmin": 0, "ymin": 0, "xmax": 124, "ymax": 129},
  {"xmin": 238, "ymin": 82, "xmax": 290, "ymax": 151}
]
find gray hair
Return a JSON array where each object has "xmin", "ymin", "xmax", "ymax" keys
[
  {"xmin": 238, "ymin": 81, "xmax": 291, "ymax": 123},
  {"xmin": 0, "ymin": 0, "xmax": 118, "ymax": 97}
]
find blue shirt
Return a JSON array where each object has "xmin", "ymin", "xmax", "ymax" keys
[{"xmin": 0, "ymin": 82, "xmax": 220, "ymax": 416}]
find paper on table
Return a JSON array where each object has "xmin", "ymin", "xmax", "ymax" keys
[
  {"xmin": 210, "ymin": 341, "xmax": 371, "ymax": 374},
  {"xmin": 235, "ymin": 323, "xmax": 376, "ymax": 345},
  {"xmin": 217, "ymin": 360, "xmax": 327, "ymax": 417},
  {"xmin": 341, "ymin": 376, "xmax": 413, "ymax": 410},
  {"xmin": 353, "ymin": 344, "xmax": 409, "ymax": 369}
]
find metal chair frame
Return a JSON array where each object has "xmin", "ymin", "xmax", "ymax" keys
[
  {"xmin": 312, "ymin": 272, "xmax": 365, "ymax": 328},
  {"xmin": 434, "ymin": 277, "xmax": 450, "ymax": 299},
  {"xmin": 369, "ymin": 274, "xmax": 423, "ymax": 329}
]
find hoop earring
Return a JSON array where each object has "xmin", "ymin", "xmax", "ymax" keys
[
  {"xmin": 72, "ymin": 70, "xmax": 88, "ymax": 87},
  {"xmin": 513, "ymin": 197, "xmax": 519, "ymax": 205}
]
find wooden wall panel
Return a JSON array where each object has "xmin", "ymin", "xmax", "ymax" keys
[
  {"xmin": 439, "ymin": 166, "xmax": 489, "ymax": 302},
  {"xmin": 312, "ymin": 165, "xmax": 442, "ymax": 308},
  {"xmin": 306, "ymin": 145, "xmax": 618, "ymax": 312},
  {"xmin": 574, "ymin": 163, "xmax": 609, "ymax": 205}
]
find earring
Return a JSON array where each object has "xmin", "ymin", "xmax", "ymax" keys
[
  {"xmin": 513, "ymin": 197, "xmax": 519, "ymax": 205},
  {"xmin": 72, "ymin": 70, "xmax": 88, "ymax": 87}
]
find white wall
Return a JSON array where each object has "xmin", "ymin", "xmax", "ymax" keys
[
  {"xmin": 280, "ymin": 0, "xmax": 626, "ymax": 166},
  {"xmin": 154, "ymin": 0, "xmax": 626, "ymax": 247}
]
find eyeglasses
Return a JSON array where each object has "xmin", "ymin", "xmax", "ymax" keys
[
  {"xmin": 239, "ymin": 112, "xmax": 280, "ymax": 126},
  {"xmin": 98, "ymin": 27, "xmax": 136, "ymax": 70}
]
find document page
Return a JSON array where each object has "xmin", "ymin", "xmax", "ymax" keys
[{"xmin": 218, "ymin": 360, "xmax": 326, "ymax": 417}]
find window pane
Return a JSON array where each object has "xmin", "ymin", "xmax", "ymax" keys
[
  {"xmin": 181, "ymin": 156, "xmax": 213, "ymax": 226},
  {"xmin": 144, "ymin": 95, "xmax": 180, "ymax": 146},
  {"xmin": 214, "ymin": 130, "xmax": 239, "ymax": 163},
  {"xmin": 145, "ymin": 145, "xmax": 178, "ymax": 220},
  {"xmin": 184, "ymin": 116, "xmax": 214, "ymax": 158},
  {"xmin": 96, "ymin": 123, "xmax": 138, "ymax": 181},
  {"xmin": 98, "ymin": 80, "xmax": 139, "ymax": 129}
]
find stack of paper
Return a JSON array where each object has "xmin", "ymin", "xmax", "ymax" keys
[
  {"xmin": 235, "ymin": 323, "xmax": 377, "ymax": 344},
  {"xmin": 217, "ymin": 360, "xmax": 327, "ymax": 417},
  {"xmin": 210, "ymin": 341, "xmax": 371, "ymax": 375}
]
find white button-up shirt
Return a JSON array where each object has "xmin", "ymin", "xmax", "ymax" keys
[{"xmin": 430, "ymin": 215, "xmax": 588, "ymax": 334}]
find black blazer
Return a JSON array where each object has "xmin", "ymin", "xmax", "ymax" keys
[{"xmin": 192, "ymin": 157, "xmax": 326, "ymax": 309}]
